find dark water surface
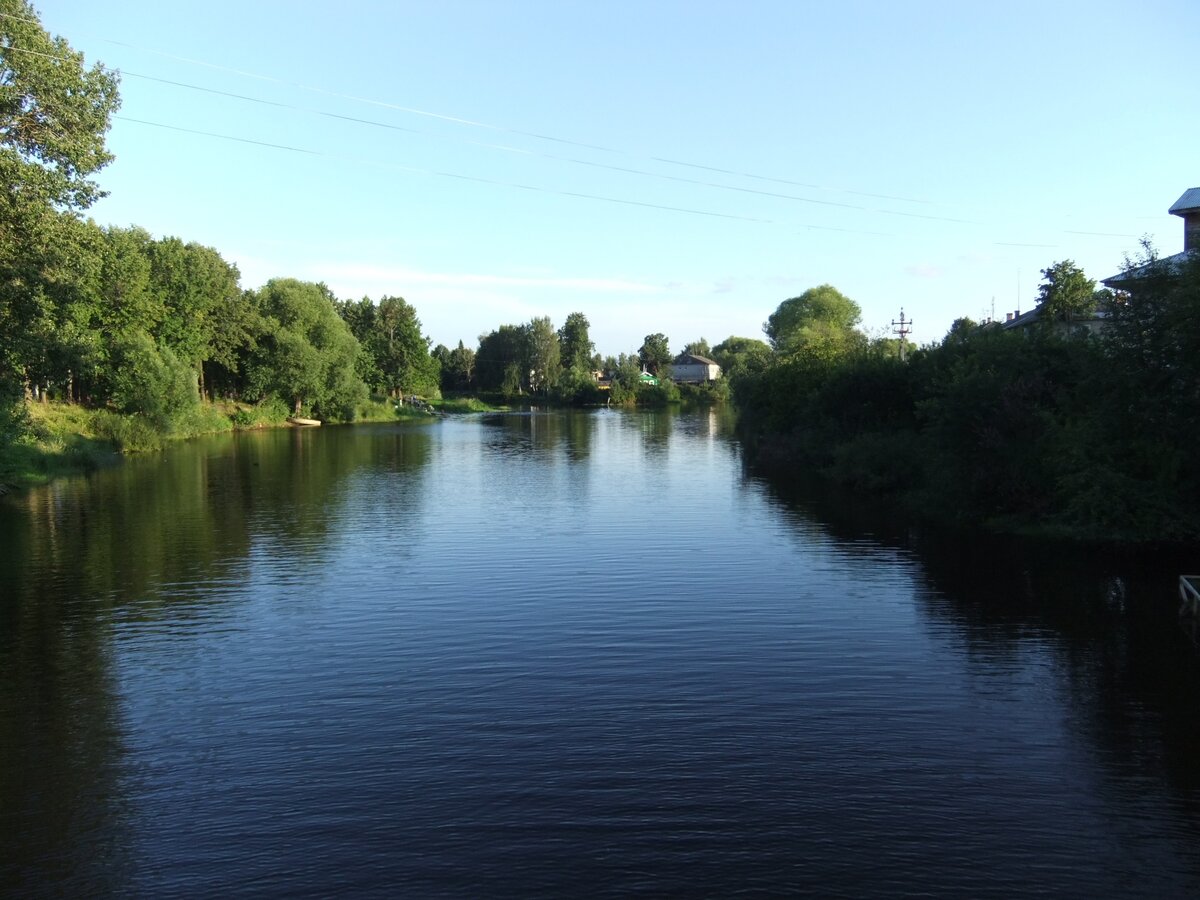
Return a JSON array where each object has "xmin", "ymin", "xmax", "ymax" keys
[{"xmin": 3, "ymin": 408, "xmax": 1200, "ymax": 897}]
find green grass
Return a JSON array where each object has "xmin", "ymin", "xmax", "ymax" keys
[
  {"xmin": 0, "ymin": 403, "xmax": 121, "ymax": 488},
  {"xmin": 0, "ymin": 392, "xmax": 450, "ymax": 493},
  {"xmin": 431, "ymin": 395, "xmax": 508, "ymax": 413}
]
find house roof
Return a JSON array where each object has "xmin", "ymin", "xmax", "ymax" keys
[
  {"xmin": 1169, "ymin": 188, "xmax": 1200, "ymax": 216},
  {"xmin": 673, "ymin": 353, "xmax": 719, "ymax": 366},
  {"xmin": 1001, "ymin": 306, "xmax": 1041, "ymax": 329},
  {"xmin": 1103, "ymin": 249, "xmax": 1195, "ymax": 287}
]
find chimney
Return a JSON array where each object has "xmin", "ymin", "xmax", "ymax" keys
[
  {"xmin": 1169, "ymin": 187, "xmax": 1200, "ymax": 252},
  {"xmin": 1006, "ymin": 312, "xmax": 1014, "ymax": 322}
]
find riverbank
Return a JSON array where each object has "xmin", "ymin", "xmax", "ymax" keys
[{"xmin": 0, "ymin": 397, "xmax": 438, "ymax": 493}]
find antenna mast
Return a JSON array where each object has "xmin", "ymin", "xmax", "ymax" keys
[{"xmin": 891, "ymin": 308, "xmax": 913, "ymax": 360}]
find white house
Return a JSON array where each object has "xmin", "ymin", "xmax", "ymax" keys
[{"xmin": 669, "ymin": 353, "xmax": 721, "ymax": 383}]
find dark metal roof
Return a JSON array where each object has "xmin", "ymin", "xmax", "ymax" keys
[
  {"xmin": 1103, "ymin": 250, "xmax": 1194, "ymax": 286},
  {"xmin": 1169, "ymin": 188, "xmax": 1200, "ymax": 216},
  {"xmin": 673, "ymin": 353, "xmax": 719, "ymax": 366}
]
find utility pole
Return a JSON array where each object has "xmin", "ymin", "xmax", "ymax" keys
[{"xmin": 891, "ymin": 308, "xmax": 913, "ymax": 360}]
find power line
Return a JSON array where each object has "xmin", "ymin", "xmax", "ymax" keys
[
  {"xmin": 92, "ymin": 32, "xmax": 949, "ymax": 208},
  {"xmin": 3, "ymin": 15, "xmax": 1144, "ymax": 244}
]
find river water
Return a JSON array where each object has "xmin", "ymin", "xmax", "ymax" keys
[{"xmin": 2, "ymin": 408, "xmax": 1200, "ymax": 897}]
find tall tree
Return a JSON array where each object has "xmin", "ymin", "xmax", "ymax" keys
[
  {"xmin": 638, "ymin": 333, "xmax": 671, "ymax": 375},
  {"xmin": 244, "ymin": 279, "xmax": 365, "ymax": 418},
  {"xmin": 475, "ymin": 325, "xmax": 525, "ymax": 393},
  {"xmin": 147, "ymin": 237, "xmax": 242, "ymax": 399},
  {"xmin": 682, "ymin": 338, "xmax": 712, "ymax": 358},
  {"xmin": 372, "ymin": 295, "xmax": 438, "ymax": 398},
  {"xmin": 764, "ymin": 285, "xmax": 862, "ymax": 357},
  {"xmin": 0, "ymin": 1, "xmax": 119, "ymax": 436},
  {"xmin": 523, "ymin": 316, "xmax": 560, "ymax": 394},
  {"xmin": 558, "ymin": 312, "xmax": 594, "ymax": 372},
  {"xmin": 0, "ymin": 1, "xmax": 120, "ymax": 213},
  {"xmin": 1035, "ymin": 259, "xmax": 1096, "ymax": 325},
  {"xmin": 434, "ymin": 340, "xmax": 475, "ymax": 392}
]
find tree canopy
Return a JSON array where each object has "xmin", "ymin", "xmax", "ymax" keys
[
  {"xmin": 1035, "ymin": 260, "xmax": 1097, "ymax": 323},
  {"xmin": 0, "ymin": 0, "xmax": 121, "ymax": 215},
  {"xmin": 558, "ymin": 312, "xmax": 594, "ymax": 373},
  {"xmin": 638, "ymin": 333, "xmax": 671, "ymax": 375},
  {"xmin": 764, "ymin": 285, "xmax": 862, "ymax": 356},
  {"xmin": 244, "ymin": 279, "xmax": 365, "ymax": 417},
  {"xmin": 1, "ymin": 1, "xmax": 120, "ymax": 441}
]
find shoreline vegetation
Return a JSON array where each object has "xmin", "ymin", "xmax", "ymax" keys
[
  {"xmin": 731, "ymin": 261, "xmax": 1200, "ymax": 546},
  {"xmin": 3, "ymin": 6, "xmax": 1197, "ymax": 545},
  {"xmin": 0, "ymin": 386, "xmax": 725, "ymax": 493},
  {"xmin": 0, "ymin": 396, "xmax": 439, "ymax": 491}
]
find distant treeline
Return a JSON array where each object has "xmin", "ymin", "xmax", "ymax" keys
[{"xmin": 732, "ymin": 257, "xmax": 1200, "ymax": 543}]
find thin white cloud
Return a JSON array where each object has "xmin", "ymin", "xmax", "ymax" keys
[
  {"xmin": 905, "ymin": 263, "xmax": 945, "ymax": 279},
  {"xmin": 317, "ymin": 262, "xmax": 659, "ymax": 294}
]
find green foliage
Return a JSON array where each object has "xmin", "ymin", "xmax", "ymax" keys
[
  {"xmin": 638, "ymin": 333, "xmax": 671, "ymax": 375},
  {"xmin": 764, "ymin": 284, "xmax": 862, "ymax": 356},
  {"xmin": 1035, "ymin": 259, "xmax": 1097, "ymax": 324},
  {"xmin": 475, "ymin": 325, "xmax": 526, "ymax": 393},
  {"xmin": 737, "ymin": 261, "xmax": 1200, "ymax": 541},
  {"xmin": 245, "ymin": 279, "xmax": 367, "ymax": 419},
  {"xmin": 636, "ymin": 379, "xmax": 680, "ymax": 406},
  {"xmin": 432, "ymin": 396, "xmax": 505, "ymax": 414},
  {"xmin": 0, "ymin": 3, "xmax": 119, "ymax": 438},
  {"xmin": 678, "ymin": 379, "xmax": 730, "ymax": 404},
  {"xmin": 712, "ymin": 335, "xmax": 771, "ymax": 384},
  {"xmin": 107, "ymin": 329, "xmax": 200, "ymax": 430},
  {"xmin": 147, "ymin": 237, "xmax": 242, "ymax": 392},
  {"xmin": 0, "ymin": 0, "xmax": 121, "ymax": 213},
  {"xmin": 434, "ymin": 340, "xmax": 475, "ymax": 392},
  {"xmin": 524, "ymin": 316, "xmax": 560, "ymax": 394},
  {"xmin": 682, "ymin": 337, "xmax": 712, "ymax": 358},
  {"xmin": 555, "ymin": 365, "xmax": 604, "ymax": 405},
  {"xmin": 230, "ymin": 396, "xmax": 290, "ymax": 429},
  {"xmin": 90, "ymin": 409, "xmax": 166, "ymax": 452},
  {"xmin": 558, "ymin": 312, "xmax": 594, "ymax": 373},
  {"xmin": 338, "ymin": 295, "xmax": 439, "ymax": 398}
]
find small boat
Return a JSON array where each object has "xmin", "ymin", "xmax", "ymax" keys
[{"xmin": 287, "ymin": 416, "xmax": 321, "ymax": 427}]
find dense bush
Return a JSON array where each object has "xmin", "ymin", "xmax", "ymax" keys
[{"xmin": 736, "ymin": 258, "xmax": 1200, "ymax": 541}]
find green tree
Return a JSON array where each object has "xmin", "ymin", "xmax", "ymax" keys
[
  {"xmin": 604, "ymin": 352, "xmax": 644, "ymax": 405},
  {"xmin": 638, "ymin": 333, "xmax": 671, "ymax": 375},
  {"xmin": 372, "ymin": 295, "xmax": 438, "ymax": 398},
  {"xmin": 712, "ymin": 335, "xmax": 771, "ymax": 381},
  {"xmin": 0, "ymin": 1, "xmax": 120, "ymax": 213},
  {"xmin": 523, "ymin": 316, "xmax": 560, "ymax": 395},
  {"xmin": 434, "ymin": 340, "xmax": 475, "ymax": 392},
  {"xmin": 1035, "ymin": 260, "xmax": 1096, "ymax": 325},
  {"xmin": 764, "ymin": 285, "xmax": 862, "ymax": 356},
  {"xmin": 475, "ymin": 325, "xmax": 525, "ymax": 393},
  {"xmin": 147, "ymin": 237, "xmax": 242, "ymax": 399},
  {"xmin": 0, "ymin": 2, "xmax": 119, "ymax": 436},
  {"xmin": 682, "ymin": 338, "xmax": 712, "ymax": 358},
  {"xmin": 245, "ymin": 279, "xmax": 366, "ymax": 418},
  {"xmin": 558, "ymin": 312, "xmax": 594, "ymax": 372}
]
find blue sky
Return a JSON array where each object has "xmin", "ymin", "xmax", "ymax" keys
[{"xmin": 38, "ymin": 0, "xmax": 1200, "ymax": 357}]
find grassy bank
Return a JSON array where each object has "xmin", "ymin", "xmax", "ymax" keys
[{"xmin": 0, "ymin": 397, "xmax": 438, "ymax": 493}]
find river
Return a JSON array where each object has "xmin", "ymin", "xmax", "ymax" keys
[{"xmin": 2, "ymin": 408, "xmax": 1199, "ymax": 897}]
